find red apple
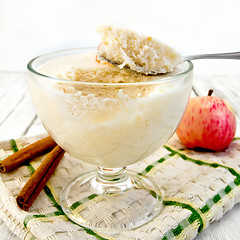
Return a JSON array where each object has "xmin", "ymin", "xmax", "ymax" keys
[{"xmin": 176, "ymin": 90, "xmax": 237, "ymax": 151}]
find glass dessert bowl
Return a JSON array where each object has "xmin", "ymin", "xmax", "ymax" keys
[{"xmin": 27, "ymin": 48, "xmax": 193, "ymax": 232}]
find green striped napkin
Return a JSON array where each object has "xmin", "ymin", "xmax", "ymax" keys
[{"xmin": 0, "ymin": 134, "xmax": 240, "ymax": 240}]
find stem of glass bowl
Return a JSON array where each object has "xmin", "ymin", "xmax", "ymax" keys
[{"xmin": 92, "ymin": 167, "xmax": 133, "ymax": 193}]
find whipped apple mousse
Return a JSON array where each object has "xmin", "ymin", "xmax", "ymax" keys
[
  {"xmin": 29, "ymin": 27, "xmax": 193, "ymax": 168},
  {"xmin": 97, "ymin": 25, "xmax": 182, "ymax": 75}
]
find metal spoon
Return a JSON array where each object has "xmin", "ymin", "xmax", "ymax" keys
[{"xmin": 99, "ymin": 51, "xmax": 240, "ymax": 75}]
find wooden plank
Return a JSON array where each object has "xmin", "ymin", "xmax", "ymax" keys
[
  {"xmin": 0, "ymin": 72, "xmax": 46, "ymax": 139},
  {"xmin": 0, "ymin": 72, "xmax": 27, "ymax": 99},
  {"xmin": 25, "ymin": 115, "xmax": 47, "ymax": 137},
  {"xmin": 0, "ymin": 72, "xmax": 29, "ymax": 124},
  {"xmin": 0, "ymin": 73, "xmax": 22, "ymax": 98},
  {"xmin": 0, "ymin": 92, "xmax": 37, "ymax": 140},
  {"xmin": 0, "ymin": 94, "xmax": 25, "ymax": 125}
]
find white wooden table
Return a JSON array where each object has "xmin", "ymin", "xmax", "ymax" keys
[{"xmin": 1, "ymin": 72, "xmax": 240, "ymax": 239}]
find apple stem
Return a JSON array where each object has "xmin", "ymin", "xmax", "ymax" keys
[{"xmin": 208, "ymin": 89, "xmax": 214, "ymax": 96}]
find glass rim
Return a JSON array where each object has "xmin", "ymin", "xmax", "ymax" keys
[{"xmin": 27, "ymin": 47, "xmax": 193, "ymax": 86}]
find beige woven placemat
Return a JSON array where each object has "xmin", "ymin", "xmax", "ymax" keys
[{"xmin": 0, "ymin": 134, "xmax": 240, "ymax": 240}]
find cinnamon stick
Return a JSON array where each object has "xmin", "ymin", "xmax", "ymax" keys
[
  {"xmin": 17, "ymin": 145, "xmax": 64, "ymax": 211},
  {"xmin": 0, "ymin": 136, "xmax": 57, "ymax": 172}
]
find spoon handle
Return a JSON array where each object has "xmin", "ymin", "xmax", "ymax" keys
[{"xmin": 185, "ymin": 51, "xmax": 240, "ymax": 61}]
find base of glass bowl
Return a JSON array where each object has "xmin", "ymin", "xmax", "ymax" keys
[{"xmin": 60, "ymin": 167, "xmax": 163, "ymax": 233}]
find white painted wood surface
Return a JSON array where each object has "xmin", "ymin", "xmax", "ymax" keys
[{"xmin": 0, "ymin": 72, "xmax": 240, "ymax": 239}]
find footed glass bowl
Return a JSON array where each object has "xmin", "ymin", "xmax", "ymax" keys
[{"xmin": 27, "ymin": 48, "xmax": 193, "ymax": 232}]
